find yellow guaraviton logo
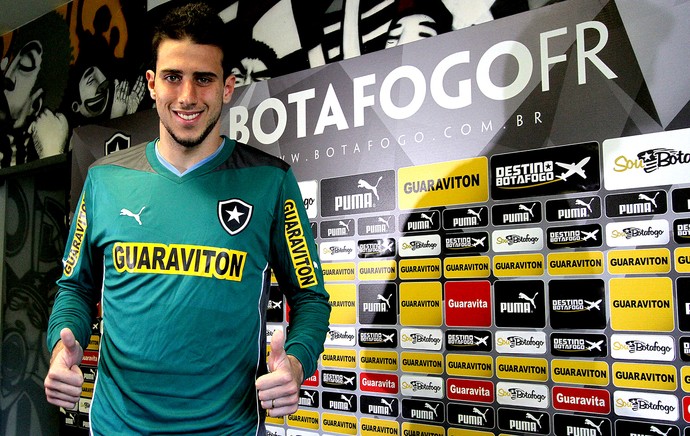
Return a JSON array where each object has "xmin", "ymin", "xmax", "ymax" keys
[
  {"xmin": 286, "ymin": 409, "xmax": 320, "ymax": 430},
  {"xmin": 284, "ymin": 200, "xmax": 318, "ymax": 287},
  {"xmin": 402, "ymin": 423, "xmax": 444, "ymax": 436},
  {"xmin": 64, "ymin": 194, "xmax": 88, "ymax": 277},
  {"xmin": 551, "ymin": 359, "xmax": 609, "ymax": 386},
  {"xmin": 547, "ymin": 251, "xmax": 604, "ymax": 275},
  {"xmin": 361, "ymin": 417, "xmax": 399, "ymax": 436},
  {"xmin": 609, "ymin": 277, "xmax": 674, "ymax": 332},
  {"xmin": 674, "ymin": 247, "xmax": 690, "ymax": 272},
  {"xmin": 113, "ymin": 242, "xmax": 246, "ymax": 281},
  {"xmin": 322, "ymin": 262, "xmax": 356, "ymax": 282},
  {"xmin": 358, "ymin": 260, "xmax": 397, "ymax": 280},
  {"xmin": 322, "ymin": 413, "xmax": 357, "ymax": 434},
  {"xmin": 496, "ymin": 356, "xmax": 548, "ymax": 382},
  {"xmin": 681, "ymin": 366, "xmax": 690, "ymax": 392},
  {"xmin": 444, "ymin": 256, "xmax": 491, "ymax": 278},
  {"xmin": 446, "ymin": 354, "xmax": 494, "ymax": 378},
  {"xmin": 608, "ymin": 248, "xmax": 671, "ymax": 275},
  {"xmin": 325, "ymin": 284, "xmax": 357, "ymax": 324},
  {"xmin": 401, "ymin": 352, "xmax": 444, "ymax": 375},
  {"xmin": 493, "ymin": 254, "xmax": 544, "ymax": 277},
  {"xmin": 399, "ymin": 258, "xmax": 442, "ymax": 280},
  {"xmin": 398, "ymin": 158, "xmax": 488, "ymax": 210},
  {"xmin": 400, "ymin": 282, "xmax": 443, "ymax": 327},
  {"xmin": 359, "ymin": 350, "xmax": 399, "ymax": 371},
  {"xmin": 613, "ymin": 362, "xmax": 677, "ymax": 391},
  {"xmin": 321, "ymin": 348, "xmax": 357, "ymax": 369}
]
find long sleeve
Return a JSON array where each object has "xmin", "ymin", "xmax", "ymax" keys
[
  {"xmin": 47, "ymin": 176, "xmax": 101, "ymax": 352},
  {"xmin": 270, "ymin": 168, "xmax": 331, "ymax": 379}
]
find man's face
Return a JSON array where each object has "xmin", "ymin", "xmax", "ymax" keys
[
  {"xmin": 74, "ymin": 66, "xmax": 110, "ymax": 117},
  {"xmin": 146, "ymin": 38, "xmax": 235, "ymax": 148},
  {"xmin": 385, "ymin": 14, "xmax": 439, "ymax": 48},
  {"xmin": 3, "ymin": 40, "xmax": 43, "ymax": 123}
]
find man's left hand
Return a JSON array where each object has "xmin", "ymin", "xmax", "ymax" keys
[{"xmin": 255, "ymin": 329, "xmax": 304, "ymax": 417}]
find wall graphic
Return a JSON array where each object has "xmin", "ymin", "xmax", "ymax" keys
[
  {"xmin": 0, "ymin": 0, "xmax": 151, "ymax": 169},
  {"xmin": 1, "ymin": 0, "xmax": 547, "ymax": 170},
  {"xmin": 1, "ymin": 163, "xmax": 68, "ymax": 436},
  {"xmin": 65, "ymin": 0, "xmax": 690, "ymax": 435}
]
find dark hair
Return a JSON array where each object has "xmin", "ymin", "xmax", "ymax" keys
[{"xmin": 150, "ymin": 1, "xmax": 230, "ymax": 77}]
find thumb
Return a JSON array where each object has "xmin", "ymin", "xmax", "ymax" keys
[
  {"xmin": 59, "ymin": 328, "xmax": 83, "ymax": 368},
  {"xmin": 267, "ymin": 329, "xmax": 287, "ymax": 372}
]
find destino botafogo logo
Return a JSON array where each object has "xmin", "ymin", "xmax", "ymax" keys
[{"xmin": 490, "ymin": 142, "xmax": 600, "ymax": 200}]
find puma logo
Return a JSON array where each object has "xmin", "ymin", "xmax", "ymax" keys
[
  {"xmin": 120, "ymin": 207, "xmax": 146, "ymax": 225},
  {"xmin": 358, "ymin": 176, "xmax": 383, "ymax": 200}
]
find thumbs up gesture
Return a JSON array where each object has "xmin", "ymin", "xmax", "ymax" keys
[
  {"xmin": 255, "ymin": 329, "xmax": 304, "ymax": 417},
  {"xmin": 44, "ymin": 328, "xmax": 85, "ymax": 408}
]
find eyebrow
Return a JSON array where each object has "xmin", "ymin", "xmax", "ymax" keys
[{"xmin": 159, "ymin": 68, "xmax": 220, "ymax": 78}]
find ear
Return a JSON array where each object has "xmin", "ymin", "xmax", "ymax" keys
[
  {"xmin": 223, "ymin": 75, "xmax": 236, "ymax": 104},
  {"xmin": 146, "ymin": 70, "xmax": 156, "ymax": 99}
]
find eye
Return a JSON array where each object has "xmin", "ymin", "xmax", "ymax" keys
[
  {"xmin": 197, "ymin": 76, "xmax": 213, "ymax": 85},
  {"xmin": 164, "ymin": 74, "xmax": 181, "ymax": 83}
]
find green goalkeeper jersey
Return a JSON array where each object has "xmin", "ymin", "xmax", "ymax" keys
[{"xmin": 47, "ymin": 137, "xmax": 330, "ymax": 435}]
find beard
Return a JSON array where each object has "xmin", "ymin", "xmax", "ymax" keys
[{"xmin": 162, "ymin": 110, "xmax": 221, "ymax": 149}]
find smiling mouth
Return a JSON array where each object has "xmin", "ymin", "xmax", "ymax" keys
[
  {"xmin": 85, "ymin": 93, "xmax": 107, "ymax": 115},
  {"xmin": 176, "ymin": 112, "xmax": 201, "ymax": 121}
]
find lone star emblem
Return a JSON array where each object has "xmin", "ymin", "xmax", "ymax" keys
[
  {"xmin": 218, "ymin": 199, "xmax": 253, "ymax": 235},
  {"xmin": 225, "ymin": 206, "xmax": 245, "ymax": 223}
]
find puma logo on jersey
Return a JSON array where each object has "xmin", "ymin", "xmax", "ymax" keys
[{"xmin": 120, "ymin": 207, "xmax": 146, "ymax": 225}]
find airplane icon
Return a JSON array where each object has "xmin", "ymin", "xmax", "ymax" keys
[
  {"xmin": 586, "ymin": 340, "xmax": 604, "ymax": 351},
  {"xmin": 474, "ymin": 335, "xmax": 489, "ymax": 346},
  {"xmin": 380, "ymin": 240, "xmax": 394, "ymax": 252},
  {"xmin": 584, "ymin": 299, "xmax": 602, "ymax": 311},
  {"xmin": 343, "ymin": 376, "xmax": 355, "ymax": 385},
  {"xmin": 581, "ymin": 229, "xmax": 599, "ymax": 241},
  {"xmin": 556, "ymin": 157, "xmax": 591, "ymax": 181},
  {"xmin": 382, "ymin": 333, "xmax": 395, "ymax": 342},
  {"xmin": 472, "ymin": 237, "xmax": 486, "ymax": 247}
]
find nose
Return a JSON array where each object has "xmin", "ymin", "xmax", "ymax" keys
[{"xmin": 178, "ymin": 78, "xmax": 197, "ymax": 106}]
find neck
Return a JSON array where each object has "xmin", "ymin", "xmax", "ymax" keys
[{"xmin": 157, "ymin": 132, "xmax": 223, "ymax": 173}]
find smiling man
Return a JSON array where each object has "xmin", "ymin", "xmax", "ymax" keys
[{"xmin": 43, "ymin": 3, "xmax": 330, "ymax": 435}]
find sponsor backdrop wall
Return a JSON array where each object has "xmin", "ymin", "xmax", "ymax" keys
[{"xmin": 67, "ymin": 1, "xmax": 690, "ymax": 435}]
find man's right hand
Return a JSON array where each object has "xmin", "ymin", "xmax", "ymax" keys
[{"xmin": 44, "ymin": 328, "xmax": 85, "ymax": 408}]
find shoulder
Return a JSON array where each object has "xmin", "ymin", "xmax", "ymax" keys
[
  {"xmin": 226, "ymin": 140, "xmax": 290, "ymax": 173},
  {"xmin": 89, "ymin": 141, "xmax": 153, "ymax": 172}
]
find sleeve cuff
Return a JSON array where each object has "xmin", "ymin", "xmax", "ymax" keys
[{"xmin": 285, "ymin": 342, "xmax": 316, "ymax": 381}]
